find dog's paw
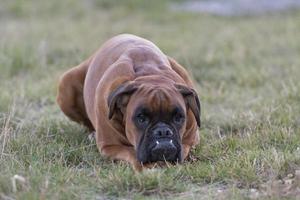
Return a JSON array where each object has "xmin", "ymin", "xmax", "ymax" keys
[{"xmin": 88, "ymin": 131, "xmax": 95, "ymax": 142}]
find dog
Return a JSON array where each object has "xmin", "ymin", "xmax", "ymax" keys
[{"xmin": 57, "ymin": 34, "xmax": 200, "ymax": 171}]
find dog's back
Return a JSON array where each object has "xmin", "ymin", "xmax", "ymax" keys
[{"xmin": 83, "ymin": 34, "xmax": 171, "ymax": 126}]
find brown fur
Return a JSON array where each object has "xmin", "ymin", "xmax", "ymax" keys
[{"xmin": 57, "ymin": 34, "xmax": 200, "ymax": 171}]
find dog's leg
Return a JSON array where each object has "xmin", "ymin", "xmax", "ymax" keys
[
  {"xmin": 181, "ymin": 111, "xmax": 200, "ymax": 160},
  {"xmin": 57, "ymin": 56, "xmax": 95, "ymax": 131},
  {"xmin": 182, "ymin": 144, "xmax": 191, "ymax": 160},
  {"xmin": 101, "ymin": 145, "xmax": 145, "ymax": 171},
  {"xmin": 101, "ymin": 145, "xmax": 167, "ymax": 171}
]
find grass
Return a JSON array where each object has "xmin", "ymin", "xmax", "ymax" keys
[{"xmin": 1, "ymin": 0, "xmax": 300, "ymax": 199}]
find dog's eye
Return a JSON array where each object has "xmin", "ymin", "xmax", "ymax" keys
[
  {"xmin": 173, "ymin": 113, "xmax": 184, "ymax": 124},
  {"xmin": 137, "ymin": 114, "xmax": 149, "ymax": 125}
]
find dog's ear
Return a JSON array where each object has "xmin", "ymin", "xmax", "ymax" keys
[
  {"xmin": 175, "ymin": 84, "xmax": 201, "ymax": 127},
  {"xmin": 108, "ymin": 81, "xmax": 138, "ymax": 120}
]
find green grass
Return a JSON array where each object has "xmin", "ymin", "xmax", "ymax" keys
[{"xmin": 1, "ymin": 0, "xmax": 300, "ymax": 199}]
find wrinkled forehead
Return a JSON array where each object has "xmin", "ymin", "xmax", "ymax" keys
[{"xmin": 128, "ymin": 86, "xmax": 186, "ymax": 114}]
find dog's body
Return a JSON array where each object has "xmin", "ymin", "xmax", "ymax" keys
[{"xmin": 57, "ymin": 34, "xmax": 200, "ymax": 171}]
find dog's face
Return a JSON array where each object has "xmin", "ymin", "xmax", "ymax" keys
[
  {"xmin": 128, "ymin": 87, "xmax": 186, "ymax": 164},
  {"xmin": 108, "ymin": 79, "xmax": 200, "ymax": 164}
]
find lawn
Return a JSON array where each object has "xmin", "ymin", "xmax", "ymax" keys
[{"xmin": 0, "ymin": 0, "xmax": 300, "ymax": 199}]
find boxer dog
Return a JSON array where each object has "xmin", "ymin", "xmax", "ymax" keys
[{"xmin": 57, "ymin": 34, "xmax": 200, "ymax": 171}]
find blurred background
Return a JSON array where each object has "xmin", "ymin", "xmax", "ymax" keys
[
  {"xmin": 1, "ymin": 0, "xmax": 300, "ymax": 199},
  {"xmin": 1, "ymin": 0, "xmax": 300, "ymax": 126}
]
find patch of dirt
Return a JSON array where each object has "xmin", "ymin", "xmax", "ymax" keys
[
  {"xmin": 259, "ymin": 170, "xmax": 300, "ymax": 198},
  {"xmin": 173, "ymin": 170, "xmax": 300, "ymax": 199}
]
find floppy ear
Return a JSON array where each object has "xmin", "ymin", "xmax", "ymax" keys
[
  {"xmin": 108, "ymin": 81, "xmax": 138, "ymax": 120},
  {"xmin": 175, "ymin": 84, "xmax": 201, "ymax": 127}
]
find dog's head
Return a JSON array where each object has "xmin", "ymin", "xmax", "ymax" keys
[{"xmin": 107, "ymin": 78, "xmax": 200, "ymax": 164}]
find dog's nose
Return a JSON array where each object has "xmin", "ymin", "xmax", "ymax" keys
[{"xmin": 153, "ymin": 126, "xmax": 173, "ymax": 138}]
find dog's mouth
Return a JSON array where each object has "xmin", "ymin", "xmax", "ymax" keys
[
  {"xmin": 150, "ymin": 138, "xmax": 179, "ymax": 162},
  {"xmin": 138, "ymin": 138, "xmax": 182, "ymax": 164}
]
